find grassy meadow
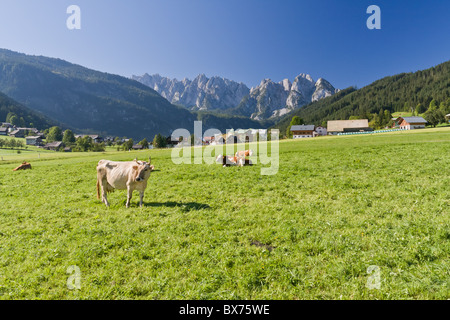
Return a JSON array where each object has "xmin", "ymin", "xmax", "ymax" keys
[{"xmin": 0, "ymin": 128, "xmax": 449, "ymax": 299}]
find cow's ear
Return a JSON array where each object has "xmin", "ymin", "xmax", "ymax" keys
[
  {"xmin": 133, "ymin": 165, "xmax": 138, "ymax": 170},
  {"xmin": 150, "ymin": 165, "xmax": 155, "ymax": 171}
]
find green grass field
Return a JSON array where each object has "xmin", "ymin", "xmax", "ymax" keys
[{"xmin": 0, "ymin": 128, "xmax": 449, "ymax": 300}]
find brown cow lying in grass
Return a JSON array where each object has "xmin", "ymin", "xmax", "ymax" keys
[{"xmin": 13, "ymin": 162, "xmax": 32, "ymax": 171}]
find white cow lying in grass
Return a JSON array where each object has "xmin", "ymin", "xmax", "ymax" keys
[
  {"xmin": 97, "ymin": 157, "xmax": 154, "ymax": 208},
  {"xmin": 235, "ymin": 149, "xmax": 253, "ymax": 158}
]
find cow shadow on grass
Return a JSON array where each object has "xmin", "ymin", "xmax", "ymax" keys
[{"xmin": 143, "ymin": 201, "xmax": 211, "ymax": 212}]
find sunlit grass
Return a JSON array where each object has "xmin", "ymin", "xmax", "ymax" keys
[{"xmin": 0, "ymin": 128, "xmax": 449, "ymax": 299}]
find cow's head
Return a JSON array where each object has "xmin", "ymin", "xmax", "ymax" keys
[{"xmin": 133, "ymin": 158, "xmax": 154, "ymax": 182}]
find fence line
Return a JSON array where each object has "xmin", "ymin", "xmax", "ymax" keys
[{"xmin": 337, "ymin": 129, "xmax": 406, "ymax": 136}]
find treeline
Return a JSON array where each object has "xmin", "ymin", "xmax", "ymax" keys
[
  {"xmin": 421, "ymin": 99, "xmax": 450, "ymax": 126},
  {"xmin": 44, "ymin": 126, "xmax": 172, "ymax": 152},
  {"xmin": 114, "ymin": 137, "xmax": 149, "ymax": 151},
  {"xmin": 0, "ymin": 138, "xmax": 25, "ymax": 149},
  {"xmin": 44, "ymin": 127, "xmax": 106, "ymax": 152},
  {"xmin": 274, "ymin": 60, "xmax": 450, "ymax": 133},
  {"xmin": 112, "ymin": 134, "xmax": 169, "ymax": 150}
]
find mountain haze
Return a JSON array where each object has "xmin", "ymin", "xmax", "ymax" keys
[{"xmin": 0, "ymin": 90, "xmax": 56, "ymax": 129}]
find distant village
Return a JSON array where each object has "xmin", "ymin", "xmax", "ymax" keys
[
  {"xmin": 203, "ymin": 116, "xmax": 443, "ymax": 145},
  {"xmin": 1, "ymin": 114, "xmax": 449, "ymax": 152},
  {"xmin": 289, "ymin": 116, "xmax": 434, "ymax": 139},
  {"xmin": 0, "ymin": 122, "xmax": 182, "ymax": 152}
]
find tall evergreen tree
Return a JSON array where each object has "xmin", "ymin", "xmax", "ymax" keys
[
  {"xmin": 416, "ymin": 103, "xmax": 426, "ymax": 114},
  {"xmin": 429, "ymin": 99, "xmax": 438, "ymax": 111}
]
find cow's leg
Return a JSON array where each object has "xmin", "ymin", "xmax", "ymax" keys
[
  {"xmin": 103, "ymin": 192, "xmax": 110, "ymax": 207},
  {"xmin": 139, "ymin": 191, "xmax": 144, "ymax": 207},
  {"xmin": 126, "ymin": 187, "xmax": 133, "ymax": 208},
  {"xmin": 102, "ymin": 185, "xmax": 110, "ymax": 207}
]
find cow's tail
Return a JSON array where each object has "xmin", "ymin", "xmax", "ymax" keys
[{"xmin": 96, "ymin": 179, "xmax": 101, "ymax": 199}]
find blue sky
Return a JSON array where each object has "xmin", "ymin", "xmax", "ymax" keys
[{"xmin": 0, "ymin": 0, "xmax": 449, "ymax": 90}]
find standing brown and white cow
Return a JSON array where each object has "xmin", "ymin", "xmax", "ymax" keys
[{"xmin": 96, "ymin": 158, "xmax": 154, "ymax": 208}]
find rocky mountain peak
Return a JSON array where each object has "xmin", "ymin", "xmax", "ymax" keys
[
  {"xmin": 132, "ymin": 73, "xmax": 251, "ymax": 111},
  {"xmin": 280, "ymin": 79, "xmax": 292, "ymax": 92},
  {"xmin": 132, "ymin": 72, "xmax": 338, "ymax": 120},
  {"xmin": 312, "ymin": 78, "xmax": 338, "ymax": 101}
]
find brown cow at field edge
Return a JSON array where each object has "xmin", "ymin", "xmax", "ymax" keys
[
  {"xmin": 97, "ymin": 158, "xmax": 154, "ymax": 208},
  {"xmin": 13, "ymin": 162, "xmax": 32, "ymax": 171}
]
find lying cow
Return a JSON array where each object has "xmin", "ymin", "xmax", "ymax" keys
[
  {"xmin": 216, "ymin": 155, "xmax": 253, "ymax": 167},
  {"xmin": 237, "ymin": 157, "xmax": 253, "ymax": 167},
  {"xmin": 97, "ymin": 157, "xmax": 154, "ymax": 208},
  {"xmin": 13, "ymin": 162, "xmax": 32, "ymax": 171},
  {"xmin": 216, "ymin": 154, "xmax": 237, "ymax": 167}
]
